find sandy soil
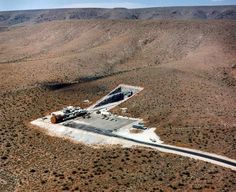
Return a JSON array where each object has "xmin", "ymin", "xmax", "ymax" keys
[{"xmin": 0, "ymin": 20, "xmax": 236, "ymax": 191}]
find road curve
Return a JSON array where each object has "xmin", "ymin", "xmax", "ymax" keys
[
  {"xmin": 69, "ymin": 123, "xmax": 236, "ymax": 171},
  {"xmin": 118, "ymin": 135, "xmax": 236, "ymax": 171}
]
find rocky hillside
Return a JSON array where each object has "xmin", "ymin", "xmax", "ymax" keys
[
  {"xmin": 0, "ymin": 5, "xmax": 236, "ymax": 26},
  {"xmin": 0, "ymin": 16, "xmax": 236, "ymax": 192}
]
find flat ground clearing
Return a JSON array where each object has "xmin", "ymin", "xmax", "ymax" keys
[{"xmin": 69, "ymin": 114, "xmax": 136, "ymax": 132}]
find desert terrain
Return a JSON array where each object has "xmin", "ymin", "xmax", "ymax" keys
[
  {"xmin": 0, "ymin": 7, "xmax": 236, "ymax": 192},
  {"xmin": 0, "ymin": 5, "xmax": 236, "ymax": 27}
]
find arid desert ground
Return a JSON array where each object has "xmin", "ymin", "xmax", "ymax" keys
[{"xmin": 0, "ymin": 6, "xmax": 236, "ymax": 192}]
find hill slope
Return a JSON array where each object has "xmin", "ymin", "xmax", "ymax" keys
[
  {"xmin": 0, "ymin": 20, "xmax": 235, "ymax": 157},
  {"xmin": 0, "ymin": 19, "xmax": 236, "ymax": 191},
  {"xmin": 0, "ymin": 5, "xmax": 236, "ymax": 26}
]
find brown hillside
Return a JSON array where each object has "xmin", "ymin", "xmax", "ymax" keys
[
  {"xmin": 0, "ymin": 20, "xmax": 236, "ymax": 191},
  {"xmin": 0, "ymin": 20, "xmax": 235, "ymax": 90},
  {"xmin": 0, "ymin": 5, "xmax": 236, "ymax": 27}
]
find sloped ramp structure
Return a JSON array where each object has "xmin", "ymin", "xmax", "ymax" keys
[{"xmin": 88, "ymin": 84, "xmax": 143, "ymax": 111}]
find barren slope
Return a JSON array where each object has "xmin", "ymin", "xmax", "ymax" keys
[
  {"xmin": 0, "ymin": 20, "xmax": 236, "ymax": 191},
  {"xmin": 0, "ymin": 5, "xmax": 236, "ymax": 27}
]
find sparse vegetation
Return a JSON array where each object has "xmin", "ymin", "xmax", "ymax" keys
[{"xmin": 0, "ymin": 17, "xmax": 235, "ymax": 191}]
